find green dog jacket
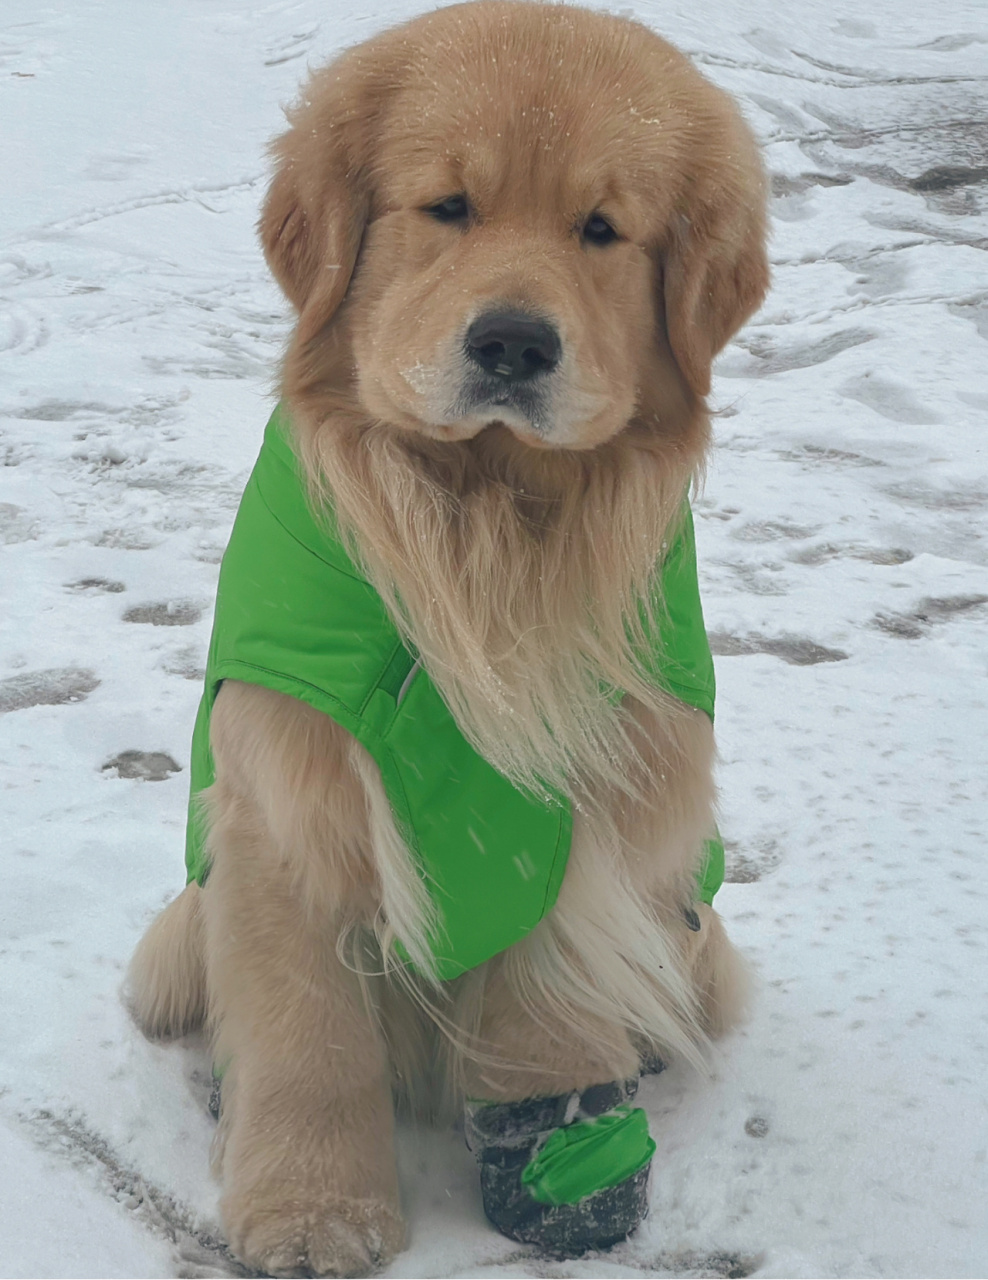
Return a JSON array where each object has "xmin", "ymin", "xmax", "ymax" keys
[{"xmin": 185, "ymin": 404, "xmax": 723, "ymax": 979}]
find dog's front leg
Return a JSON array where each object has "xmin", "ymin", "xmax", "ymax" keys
[
  {"xmin": 204, "ymin": 681, "xmax": 404, "ymax": 1279},
  {"xmin": 459, "ymin": 958, "xmax": 648, "ymax": 1254}
]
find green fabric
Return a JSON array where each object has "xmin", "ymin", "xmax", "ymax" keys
[
  {"xmin": 697, "ymin": 833, "xmax": 725, "ymax": 907},
  {"xmin": 521, "ymin": 1106, "xmax": 656, "ymax": 1205},
  {"xmin": 186, "ymin": 403, "xmax": 723, "ymax": 978}
]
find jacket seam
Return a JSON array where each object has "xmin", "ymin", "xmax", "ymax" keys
[
  {"xmin": 211, "ymin": 658, "xmax": 361, "ymax": 721},
  {"xmin": 541, "ymin": 803, "xmax": 572, "ymax": 918}
]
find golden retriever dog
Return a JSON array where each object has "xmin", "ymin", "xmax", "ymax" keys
[{"xmin": 128, "ymin": 3, "xmax": 768, "ymax": 1274}]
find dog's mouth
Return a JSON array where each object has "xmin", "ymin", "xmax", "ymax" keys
[
  {"xmin": 403, "ymin": 325, "xmax": 609, "ymax": 450},
  {"xmin": 452, "ymin": 375, "xmax": 553, "ymax": 440}
]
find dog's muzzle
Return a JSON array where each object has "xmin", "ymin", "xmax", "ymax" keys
[{"xmin": 455, "ymin": 310, "xmax": 561, "ymax": 434}]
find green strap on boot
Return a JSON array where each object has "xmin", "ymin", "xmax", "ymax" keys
[
  {"xmin": 465, "ymin": 1078, "xmax": 655, "ymax": 1253},
  {"xmin": 521, "ymin": 1105, "xmax": 656, "ymax": 1205}
]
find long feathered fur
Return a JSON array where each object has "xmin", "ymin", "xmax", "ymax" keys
[
  {"xmin": 292, "ymin": 403, "xmax": 716, "ymax": 1070},
  {"xmin": 298, "ymin": 411, "xmax": 701, "ymax": 804}
]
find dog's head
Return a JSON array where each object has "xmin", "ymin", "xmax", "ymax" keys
[{"xmin": 261, "ymin": 1, "xmax": 768, "ymax": 452}]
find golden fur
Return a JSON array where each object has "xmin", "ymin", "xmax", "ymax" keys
[{"xmin": 128, "ymin": 4, "xmax": 768, "ymax": 1275}]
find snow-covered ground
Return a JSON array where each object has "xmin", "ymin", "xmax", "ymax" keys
[{"xmin": 2, "ymin": 0, "xmax": 987, "ymax": 1276}]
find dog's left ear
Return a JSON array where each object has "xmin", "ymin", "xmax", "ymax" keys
[{"xmin": 662, "ymin": 113, "xmax": 769, "ymax": 399}]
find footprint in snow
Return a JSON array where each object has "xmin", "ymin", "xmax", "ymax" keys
[
  {"xmin": 645, "ymin": 1251, "xmax": 761, "ymax": 1279},
  {"xmin": 0, "ymin": 668, "xmax": 100, "ymax": 713},
  {"xmin": 709, "ymin": 632, "xmax": 849, "ymax": 665},
  {"xmin": 874, "ymin": 594, "xmax": 988, "ymax": 638},
  {"xmin": 95, "ymin": 527, "xmax": 158, "ymax": 551},
  {"xmin": 65, "ymin": 577, "xmax": 125, "ymax": 594},
  {"xmin": 844, "ymin": 253, "xmax": 909, "ymax": 300},
  {"xmin": 883, "ymin": 480, "xmax": 988, "ymax": 512},
  {"xmin": 948, "ymin": 298, "xmax": 988, "ymax": 340},
  {"xmin": 161, "ymin": 645, "xmax": 205, "ymax": 680},
  {"xmin": 123, "ymin": 601, "xmax": 202, "ymax": 626},
  {"xmin": 101, "ymin": 751, "xmax": 181, "ymax": 781},
  {"xmin": 8, "ymin": 399, "xmax": 121, "ymax": 421},
  {"xmin": 725, "ymin": 838, "xmax": 783, "ymax": 884},
  {"xmin": 719, "ymin": 327, "xmax": 874, "ymax": 378},
  {"xmin": 838, "ymin": 372, "xmax": 939, "ymax": 425},
  {"xmin": 779, "ymin": 444, "xmax": 882, "ymax": 468},
  {"xmin": 790, "ymin": 543, "xmax": 913, "ymax": 566},
  {"xmin": 731, "ymin": 519, "xmax": 819, "ymax": 543},
  {"xmin": 770, "ymin": 172, "xmax": 853, "ymax": 196},
  {"xmin": 0, "ymin": 502, "xmax": 39, "ymax": 544},
  {"xmin": 0, "ymin": 303, "xmax": 48, "ymax": 356}
]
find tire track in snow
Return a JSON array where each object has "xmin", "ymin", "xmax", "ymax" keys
[
  {"xmin": 17, "ymin": 177, "xmax": 264, "ymax": 239},
  {"xmin": 24, "ymin": 1109, "xmax": 249, "ymax": 1279}
]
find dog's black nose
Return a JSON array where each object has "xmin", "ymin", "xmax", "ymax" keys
[{"xmin": 465, "ymin": 312, "xmax": 561, "ymax": 381}]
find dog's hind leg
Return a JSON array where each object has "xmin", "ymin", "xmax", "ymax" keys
[{"xmin": 127, "ymin": 881, "xmax": 207, "ymax": 1040}]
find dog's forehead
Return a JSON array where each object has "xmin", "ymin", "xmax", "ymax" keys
[{"xmin": 374, "ymin": 24, "xmax": 688, "ymax": 217}]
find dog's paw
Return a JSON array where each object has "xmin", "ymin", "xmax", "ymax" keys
[
  {"xmin": 223, "ymin": 1193, "xmax": 404, "ymax": 1278},
  {"xmin": 465, "ymin": 1081, "xmax": 652, "ymax": 1257}
]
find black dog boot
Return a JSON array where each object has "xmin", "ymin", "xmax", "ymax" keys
[{"xmin": 465, "ymin": 1077, "xmax": 654, "ymax": 1256}]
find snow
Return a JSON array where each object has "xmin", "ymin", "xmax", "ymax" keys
[{"xmin": 2, "ymin": 0, "xmax": 987, "ymax": 1276}]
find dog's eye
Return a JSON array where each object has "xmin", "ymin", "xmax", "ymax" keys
[
  {"xmin": 582, "ymin": 213, "xmax": 619, "ymax": 246},
  {"xmin": 425, "ymin": 194, "xmax": 471, "ymax": 223}
]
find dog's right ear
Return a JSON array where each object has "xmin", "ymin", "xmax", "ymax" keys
[{"xmin": 259, "ymin": 54, "xmax": 380, "ymax": 348}]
